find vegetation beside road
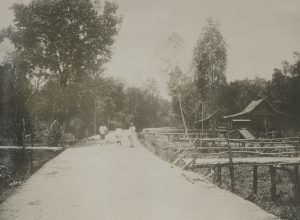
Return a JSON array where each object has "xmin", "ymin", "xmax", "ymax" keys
[{"xmin": 0, "ymin": 149, "xmax": 62, "ymax": 204}]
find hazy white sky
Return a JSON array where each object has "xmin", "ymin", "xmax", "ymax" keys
[{"xmin": 1, "ymin": 0, "xmax": 300, "ymax": 95}]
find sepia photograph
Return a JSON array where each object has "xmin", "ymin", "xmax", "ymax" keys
[{"xmin": 0, "ymin": 0, "xmax": 300, "ymax": 219}]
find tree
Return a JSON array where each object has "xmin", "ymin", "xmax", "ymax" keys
[
  {"xmin": 3, "ymin": 0, "xmax": 121, "ymax": 145},
  {"xmin": 168, "ymin": 66, "xmax": 193, "ymax": 130},
  {"xmin": 267, "ymin": 68, "xmax": 290, "ymax": 113},
  {"xmin": 267, "ymin": 52, "xmax": 300, "ymax": 129},
  {"xmin": 160, "ymin": 33, "xmax": 194, "ymax": 130},
  {"xmin": 193, "ymin": 18, "xmax": 227, "ymax": 130},
  {"xmin": 223, "ymin": 78, "xmax": 268, "ymax": 114}
]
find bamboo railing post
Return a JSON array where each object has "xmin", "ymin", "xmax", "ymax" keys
[
  {"xmin": 217, "ymin": 165, "xmax": 222, "ymax": 186},
  {"xmin": 31, "ymin": 132, "xmax": 34, "ymax": 147},
  {"xmin": 192, "ymin": 155, "xmax": 196, "ymax": 169},
  {"xmin": 294, "ymin": 165, "xmax": 300, "ymax": 203},
  {"xmin": 253, "ymin": 165, "xmax": 258, "ymax": 194},
  {"xmin": 30, "ymin": 149, "xmax": 34, "ymax": 174},
  {"xmin": 295, "ymin": 144, "xmax": 299, "ymax": 157},
  {"xmin": 227, "ymin": 138, "xmax": 235, "ymax": 192},
  {"xmin": 269, "ymin": 165, "xmax": 277, "ymax": 201},
  {"xmin": 22, "ymin": 118, "xmax": 26, "ymax": 150}
]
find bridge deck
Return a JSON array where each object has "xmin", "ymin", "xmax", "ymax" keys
[{"xmin": 183, "ymin": 157, "xmax": 300, "ymax": 167}]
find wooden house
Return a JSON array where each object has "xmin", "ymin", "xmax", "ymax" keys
[{"xmin": 223, "ymin": 99, "xmax": 290, "ymax": 137}]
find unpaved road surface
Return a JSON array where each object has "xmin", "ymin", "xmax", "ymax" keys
[{"xmin": 0, "ymin": 131, "xmax": 278, "ymax": 220}]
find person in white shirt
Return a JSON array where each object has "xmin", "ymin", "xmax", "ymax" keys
[
  {"xmin": 128, "ymin": 123, "xmax": 136, "ymax": 147},
  {"xmin": 99, "ymin": 124, "xmax": 108, "ymax": 146}
]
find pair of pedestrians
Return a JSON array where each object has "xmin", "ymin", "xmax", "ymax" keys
[
  {"xmin": 99, "ymin": 123, "xmax": 136, "ymax": 147},
  {"xmin": 115, "ymin": 123, "xmax": 136, "ymax": 147}
]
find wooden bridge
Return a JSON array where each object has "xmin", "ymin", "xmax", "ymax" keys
[{"xmin": 140, "ymin": 131, "xmax": 300, "ymax": 202}]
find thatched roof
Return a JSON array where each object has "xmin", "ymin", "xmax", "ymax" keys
[{"xmin": 224, "ymin": 99, "xmax": 289, "ymax": 119}]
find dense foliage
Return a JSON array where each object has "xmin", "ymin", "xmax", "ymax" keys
[
  {"xmin": 168, "ymin": 20, "xmax": 300, "ymax": 132},
  {"xmin": 169, "ymin": 56, "xmax": 300, "ymax": 131},
  {"xmin": 0, "ymin": 0, "xmax": 173, "ymax": 145}
]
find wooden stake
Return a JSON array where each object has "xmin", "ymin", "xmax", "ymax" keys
[
  {"xmin": 30, "ymin": 149, "xmax": 33, "ymax": 174},
  {"xmin": 22, "ymin": 118, "xmax": 26, "ymax": 150},
  {"xmin": 253, "ymin": 165, "xmax": 258, "ymax": 194},
  {"xmin": 269, "ymin": 166, "xmax": 276, "ymax": 201},
  {"xmin": 229, "ymin": 165, "xmax": 235, "ymax": 192},
  {"xmin": 294, "ymin": 165, "xmax": 300, "ymax": 203},
  {"xmin": 228, "ymin": 138, "xmax": 235, "ymax": 192},
  {"xmin": 192, "ymin": 156, "xmax": 196, "ymax": 169},
  {"xmin": 217, "ymin": 165, "xmax": 222, "ymax": 186}
]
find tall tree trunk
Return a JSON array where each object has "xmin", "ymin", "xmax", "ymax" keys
[
  {"xmin": 177, "ymin": 93, "xmax": 188, "ymax": 138},
  {"xmin": 94, "ymin": 94, "xmax": 97, "ymax": 135},
  {"xmin": 60, "ymin": 77, "xmax": 67, "ymax": 148}
]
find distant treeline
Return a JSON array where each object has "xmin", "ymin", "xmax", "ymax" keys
[
  {"xmin": 0, "ymin": 63, "xmax": 173, "ymax": 144},
  {"xmin": 169, "ymin": 52, "xmax": 300, "ymax": 130},
  {"xmin": 167, "ymin": 19, "xmax": 300, "ymax": 131}
]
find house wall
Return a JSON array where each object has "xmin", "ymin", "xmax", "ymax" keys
[{"xmin": 250, "ymin": 101, "xmax": 277, "ymax": 116}]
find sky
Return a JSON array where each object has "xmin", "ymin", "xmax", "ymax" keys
[{"xmin": 1, "ymin": 0, "xmax": 300, "ymax": 96}]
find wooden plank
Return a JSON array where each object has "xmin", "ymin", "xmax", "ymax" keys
[
  {"xmin": 182, "ymin": 157, "xmax": 300, "ymax": 167},
  {"xmin": 172, "ymin": 144, "xmax": 194, "ymax": 165},
  {"xmin": 253, "ymin": 165, "xmax": 258, "ymax": 194},
  {"xmin": 164, "ymin": 146, "xmax": 296, "ymax": 151},
  {"xmin": 142, "ymin": 131, "xmax": 300, "ymax": 143},
  {"xmin": 188, "ymin": 151, "xmax": 300, "ymax": 158},
  {"xmin": 230, "ymin": 151, "xmax": 300, "ymax": 156},
  {"xmin": 269, "ymin": 166, "xmax": 277, "ymax": 201},
  {"xmin": 182, "ymin": 157, "xmax": 194, "ymax": 170},
  {"xmin": 179, "ymin": 137, "xmax": 300, "ymax": 144}
]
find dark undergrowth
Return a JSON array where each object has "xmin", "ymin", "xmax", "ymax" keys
[{"xmin": 0, "ymin": 149, "xmax": 63, "ymax": 204}]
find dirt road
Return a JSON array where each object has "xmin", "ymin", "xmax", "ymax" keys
[{"xmin": 0, "ymin": 131, "xmax": 278, "ymax": 220}]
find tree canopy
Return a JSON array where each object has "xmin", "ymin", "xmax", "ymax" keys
[
  {"xmin": 193, "ymin": 18, "xmax": 227, "ymax": 113},
  {"xmin": 5, "ymin": 0, "xmax": 121, "ymax": 85}
]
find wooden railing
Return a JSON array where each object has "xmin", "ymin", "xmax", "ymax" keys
[{"xmin": 140, "ymin": 131, "xmax": 300, "ymax": 202}]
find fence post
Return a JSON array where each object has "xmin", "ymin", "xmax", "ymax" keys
[
  {"xmin": 269, "ymin": 165, "xmax": 277, "ymax": 201},
  {"xmin": 192, "ymin": 155, "xmax": 196, "ymax": 169},
  {"xmin": 227, "ymin": 138, "xmax": 235, "ymax": 192},
  {"xmin": 253, "ymin": 165, "xmax": 258, "ymax": 194},
  {"xmin": 295, "ymin": 143, "xmax": 299, "ymax": 157},
  {"xmin": 294, "ymin": 165, "xmax": 300, "ymax": 203},
  {"xmin": 217, "ymin": 165, "xmax": 222, "ymax": 186},
  {"xmin": 22, "ymin": 118, "xmax": 26, "ymax": 150},
  {"xmin": 31, "ymin": 132, "xmax": 34, "ymax": 147},
  {"xmin": 30, "ymin": 149, "xmax": 33, "ymax": 174}
]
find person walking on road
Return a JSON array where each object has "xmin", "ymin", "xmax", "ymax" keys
[
  {"xmin": 99, "ymin": 124, "xmax": 108, "ymax": 146},
  {"xmin": 115, "ymin": 128, "xmax": 122, "ymax": 145},
  {"xmin": 128, "ymin": 122, "xmax": 136, "ymax": 147}
]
